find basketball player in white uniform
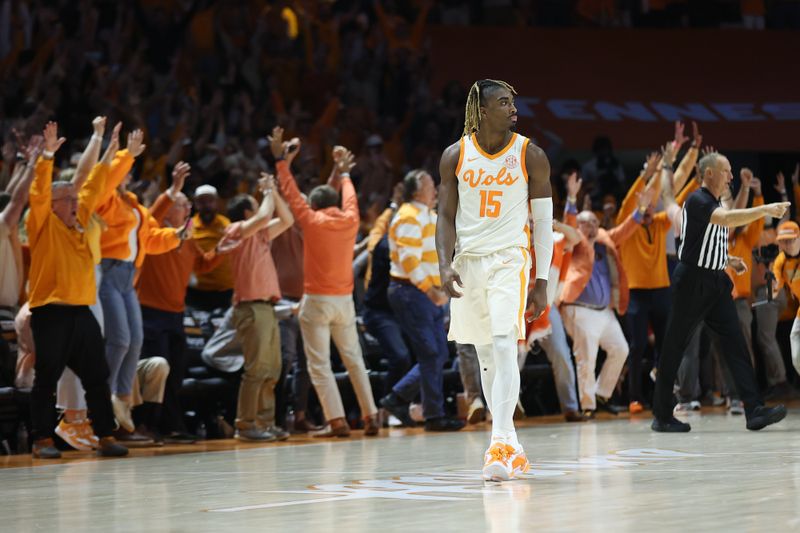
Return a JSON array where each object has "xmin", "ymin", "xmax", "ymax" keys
[{"xmin": 437, "ymin": 79, "xmax": 553, "ymax": 482}]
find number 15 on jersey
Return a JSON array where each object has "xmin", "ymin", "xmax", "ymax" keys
[{"xmin": 479, "ymin": 189, "xmax": 502, "ymax": 218}]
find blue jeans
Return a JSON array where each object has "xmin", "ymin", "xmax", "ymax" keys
[
  {"xmin": 388, "ymin": 283, "xmax": 448, "ymax": 420},
  {"xmin": 363, "ymin": 306, "xmax": 412, "ymax": 390},
  {"xmin": 538, "ymin": 306, "xmax": 580, "ymax": 413},
  {"xmin": 100, "ymin": 259, "xmax": 143, "ymax": 396}
]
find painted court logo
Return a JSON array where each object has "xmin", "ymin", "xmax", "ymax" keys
[{"xmin": 207, "ymin": 448, "xmax": 702, "ymax": 513}]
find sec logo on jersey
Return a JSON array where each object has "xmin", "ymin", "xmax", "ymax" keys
[{"xmin": 504, "ymin": 154, "xmax": 518, "ymax": 170}]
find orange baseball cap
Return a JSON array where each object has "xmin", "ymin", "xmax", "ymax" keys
[{"xmin": 776, "ymin": 221, "xmax": 800, "ymax": 241}]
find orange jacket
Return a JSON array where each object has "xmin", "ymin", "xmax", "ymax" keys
[
  {"xmin": 96, "ymin": 151, "xmax": 179, "ymax": 267},
  {"xmin": 726, "ymin": 196, "xmax": 764, "ymax": 299},
  {"xmin": 560, "ymin": 213, "xmax": 639, "ymax": 315},
  {"xmin": 277, "ymin": 160, "xmax": 359, "ymax": 296}
]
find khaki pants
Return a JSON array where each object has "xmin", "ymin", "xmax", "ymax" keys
[
  {"xmin": 131, "ymin": 357, "xmax": 170, "ymax": 407},
  {"xmin": 562, "ymin": 305, "xmax": 628, "ymax": 411},
  {"xmin": 233, "ymin": 301, "xmax": 281, "ymax": 429},
  {"xmin": 299, "ymin": 294, "xmax": 377, "ymax": 421}
]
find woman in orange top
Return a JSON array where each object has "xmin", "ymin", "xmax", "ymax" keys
[
  {"xmin": 772, "ymin": 221, "xmax": 800, "ymax": 379},
  {"xmin": 95, "ymin": 130, "xmax": 183, "ymax": 435}
]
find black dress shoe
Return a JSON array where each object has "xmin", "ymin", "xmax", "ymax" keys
[
  {"xmin": 380, "ymin": 392, "xmax": 416, "ymax": 427},
  {"xmin": 363, "ymin": 414, "xmax": 381, "ymax": 436},
  {"xmin": 651, "ymin": 417, "xmax": 691, "ymax": 433},
  {"xmin": 746, "ymin": 404, "xmax": 787, "ymax": 431},
  {"xmin": 32, "ymin": 438, "xmax": 62, "ymax": 459},
  {"xmin": 564, "ymin": 410, "xmax": 589, "ymax": 422},
  {"xmin": 98, "ymin": 437, "xmax": 129, "ymax": 457},
  {"xmin": 596, "ymin": 396, "xmax": 625, "ymax": 415},
  {"xmin": 312, "ymin": 418, "xmax": 351, "ymax": 438},
  {"xmin": 164, "ymin": 432, "xmax": 197, "ymax": 444},
  {"xmin": 291, "ymin": 418, "xmax": 323, "ymax": 434},
  {"xmin": 112, "ymin": 428, "xmax": 154, "ymax": 447},
  {"xmin": 424, "ymin": 417, "xmax": 465, "ymax": 432}
]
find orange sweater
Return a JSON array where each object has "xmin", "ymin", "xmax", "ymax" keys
[
  {"xmin": 96, "ymin": 151, "xmax": 179, "ymax": 266},
  {"xmin": 726, "ymin": 196, "xmax": 764, "ymax": 299},
  {"xmin": 136, "ymin": 193, "xmax": 224, "ymax": 313},
  {"xmin": 277, "ymin": 160, "xmax": 359, "ymax": 296},
  {"xmin": 26, "ymin": 159, "xmax": 108, "ymax": 308}
]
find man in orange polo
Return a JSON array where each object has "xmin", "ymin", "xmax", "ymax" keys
[{"xmin": 271, "ymin": 126, "xmax": 379, "ymax": 438}]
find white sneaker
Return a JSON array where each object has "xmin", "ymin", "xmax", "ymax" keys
[
  {"xmin": 111, "ymin": 394, "xmax": 135, "ymax": 432},
  {"xmin": 689, "ymin": 400, "xmax": 701, "ymax": 411},
  {"xmin": 728, "ymin": 399, "xmax": 745, "ymax": 415},
  {"xmin": 409, "ymin": 403, "xmax": 424, "ymax": 423},
  {"xmin": 467, "ymin": 398, "xmax": 486, "ymax": 424},
  {"xmin": 673, "ymin": 402, "xmax": 693, "ymax": 415}
]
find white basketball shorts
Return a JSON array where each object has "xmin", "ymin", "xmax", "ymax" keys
[{"xmin": 448, "ymin": 246, "xmax": 531, "ymax": 346}]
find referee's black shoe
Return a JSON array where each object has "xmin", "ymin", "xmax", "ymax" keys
[
  {"xmin": 746, "ymin": 404, "xmax": 787, "ymax": 431},
  {"xmin": 651, "ymin": 417, "xmax": 691, "ymax": 433}
]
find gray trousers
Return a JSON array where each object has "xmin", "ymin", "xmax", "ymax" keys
[
  {"xmin": 678, "ymin": 298, "xmax": 758, "ymax": 402},
  {"xmin": 754, "ymin": 285, "xmax": 788, "ymax": 386}
]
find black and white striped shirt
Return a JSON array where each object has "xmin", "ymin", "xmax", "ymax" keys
[{"xmin": 678, "ymin": 187, "xmax": 728, "ymax": 270}]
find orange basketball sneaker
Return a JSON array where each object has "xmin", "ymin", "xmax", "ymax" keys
[
  {"xmin": 483, "ymin": 441, "xmax": 529, "ymax": 481},
  {"xmin": 509, "ymin": 445, "xmax": 530, "ymax": 477},
  {"xmin": 483, "ymin": 442, "xmax": 513, "ymax": 482}
]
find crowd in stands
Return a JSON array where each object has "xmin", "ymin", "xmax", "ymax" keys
[{"xmin": 1, "ymin": 1, "xmax": 800, "ymax": 458}]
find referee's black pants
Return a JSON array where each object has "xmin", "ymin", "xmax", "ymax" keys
[
  {"xmin": 653, "ymin": 262, "xmax": 763, "ymax": 421},
  {"xmin": 30, "ymin": 304, "xmax": 116, "ymax": 441}
]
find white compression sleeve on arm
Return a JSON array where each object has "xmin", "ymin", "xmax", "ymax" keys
[{"xmin": 530, "ymin": 198, "xmax": 554, "ymax": 280}]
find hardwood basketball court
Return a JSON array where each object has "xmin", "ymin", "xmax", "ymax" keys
[{"xmin": 2, "ymin": 408, "xmax": 796, "ymax": 531}]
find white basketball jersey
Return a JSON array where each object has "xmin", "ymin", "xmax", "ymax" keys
[{"xmin": 454, "ymin": 133, "xmax": 530, "ymax": 258}]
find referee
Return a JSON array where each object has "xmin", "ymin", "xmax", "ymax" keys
[{"xmin": 652, "ymin": 151, "xmax": 790, "ymax": 432}]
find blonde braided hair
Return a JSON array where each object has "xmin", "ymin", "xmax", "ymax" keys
[{"xmin": 462, "ymin": 79, "xmax": 517, "ymax": 137}]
